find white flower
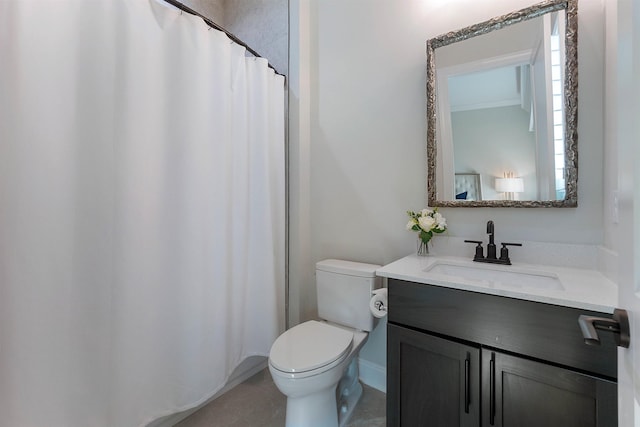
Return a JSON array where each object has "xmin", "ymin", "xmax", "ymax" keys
[
  {"xmin": 434, "ymin": 212, "xmax": 447, "ymax": 230},
  {"xmin": 418, "ymin": 215, "xmax": 436, "ymax": 232},
  {"xmin": 407, "ymin": 207, "xmax": 447, "ymax": 238}
]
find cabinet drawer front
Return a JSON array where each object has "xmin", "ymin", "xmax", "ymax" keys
[{"xmin": 388, "ymin": 279, "xmax": 617, "ymax": 379}]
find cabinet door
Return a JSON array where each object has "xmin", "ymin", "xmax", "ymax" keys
[
  {"xmin": 387, "ymin": 324, "xmax": 480, "ymax": 427},
  {"xmin": 482, "ymin": 349, "xmax": 617, "ymax": 427}
]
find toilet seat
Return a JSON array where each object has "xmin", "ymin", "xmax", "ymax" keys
[{"xmin": 269, "ymin": 320, "xmax": 354, "ymax": 378}]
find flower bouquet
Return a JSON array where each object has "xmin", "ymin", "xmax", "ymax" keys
[{"xmin": 406, "ymin": 208, "xmax": 447, "ymax": 255}]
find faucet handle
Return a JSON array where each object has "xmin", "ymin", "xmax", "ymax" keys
[
  {"xmin": 499, "ymin": 242, "xmax": 522, "ymax": 264},
  {"xmin": 464, "ymin": 240, "xmax": 485, "ymax": 261}
]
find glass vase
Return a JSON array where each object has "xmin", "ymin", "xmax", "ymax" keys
[{"xmin": 417, "ymin": 239, "xmax": 431, "ymax": 256}]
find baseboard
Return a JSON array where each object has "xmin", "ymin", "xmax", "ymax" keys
[{"xmin": 358, "ymin": 358, "xmax": 386, "ymax": 393}]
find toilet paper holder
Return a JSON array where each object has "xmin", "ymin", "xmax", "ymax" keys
[
  {"xmin": 373, "ymin": 299, "xmax": 386, "ymax": 312},
  {"xmin": 370, "ymin": 288, "xmax": 388, "ymax": 318}
]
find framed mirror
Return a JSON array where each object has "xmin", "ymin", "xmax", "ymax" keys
[{"xmin": 427, "ymin": 0, "xmax": 577, "ymax": 207}]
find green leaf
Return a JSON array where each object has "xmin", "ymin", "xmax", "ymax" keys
[{"xmin": 419, "ymin": 230, "xmax": 433, "ymax": 244}]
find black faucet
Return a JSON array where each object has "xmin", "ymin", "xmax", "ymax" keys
[
  {"xmin": 486, "ymin": 220, "xmax": 496, "ymax": 260},
  {"xmin": 464, "ymin": 220, "xmax": 522, "ymax": 265}
]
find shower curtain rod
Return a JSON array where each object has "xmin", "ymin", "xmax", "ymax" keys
[{"xmin": 162, "ymin": 0, "xmax": 283, "ymax": 76}]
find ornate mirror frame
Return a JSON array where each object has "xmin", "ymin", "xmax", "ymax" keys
[{"xmin": 427, "ymin": 0, "xmax": 578, "ymax": 207}]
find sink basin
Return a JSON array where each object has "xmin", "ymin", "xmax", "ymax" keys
[{"xmin": 423, "ymin": 260, "xmax": 563, "ymax": 291}]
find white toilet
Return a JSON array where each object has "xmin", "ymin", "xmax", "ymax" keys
[{"xmin": 268, "ymin": 259, "xmax": 381, "ymax": 427}]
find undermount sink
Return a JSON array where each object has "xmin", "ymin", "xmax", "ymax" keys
[{"xmin": 423, "ymin": 260, "xmax": 564, "ymax": 291}]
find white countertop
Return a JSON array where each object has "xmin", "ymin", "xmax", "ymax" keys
[{"xmin": 376, "ymin": 254, "xmax": 618, "ymax": 314}]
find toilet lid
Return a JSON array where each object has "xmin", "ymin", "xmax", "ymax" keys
[{"xmin": 269, "ymin": 320, "xmax": 354, "ymax": 374}]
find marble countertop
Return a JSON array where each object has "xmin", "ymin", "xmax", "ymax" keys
[{"xmin": 376, "ymin": 254, "xmax": 618, "ymax": 314}]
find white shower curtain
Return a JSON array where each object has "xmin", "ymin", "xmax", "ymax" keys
[{"xmin": 0, "ymin": 1, "xmax": 285, "ymax": 426}]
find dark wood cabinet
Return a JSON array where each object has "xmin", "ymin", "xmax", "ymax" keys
[
  {"xmin": 387, "ymin": 279, "xmax": 617, "ymax": 427},
  {"xmin": 387, "ymin": 324, "xmax": 479, "ymax": 426},
  {"xmin": 483, "ymin": 349, "xmax": 616, "ymax": 427}
]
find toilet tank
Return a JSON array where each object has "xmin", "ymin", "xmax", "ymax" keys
[{"xmin": 316, "ymin": 259, "xmax": 382, "ymax": 332}]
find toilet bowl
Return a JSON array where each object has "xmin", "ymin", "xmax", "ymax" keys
[
  {"xmin": 268, "ymin": 259, "xmax": 381, "ymax": 427},
  {"xmin": 269, "ymin": 321, "xmax": 369, "ymax": 427}
]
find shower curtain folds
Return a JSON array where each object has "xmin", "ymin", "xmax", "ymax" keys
[{"xmin": 0, "ymin": 1, "xmax": 285, "ymax": 426}]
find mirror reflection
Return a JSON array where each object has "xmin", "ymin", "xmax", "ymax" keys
[{"xmin": 427, "ymin": 0, "xmax": 578, "ymax": 207}]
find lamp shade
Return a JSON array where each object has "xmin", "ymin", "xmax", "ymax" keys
[{"xmin": 495, "ymin": 177, "xmax": 524, "ymax": 193}]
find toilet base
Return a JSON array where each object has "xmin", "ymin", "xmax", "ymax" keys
[
  {"xmin": 280, "ymin": 358, "xmax": 364, "ymax": 427},
  {"xmin": 285, "ymin": 384, "xmax": 339, "ymax": 427},
  {"xmin": 337, "ymin": 358, "xmax": 363, "ymax": 427}
]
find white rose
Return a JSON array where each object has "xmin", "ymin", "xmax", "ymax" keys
[
  {"xmin": 418, "ymin": 215, "xmax": 436, "ymax": 232},
  {"xmin": 434, "ymin": 212, "xmax": 447, "ymax": 230},
  {"xmin": 406, "ymin": 219, "xmax": 417, "ymax": 230},
  {"xmin": 421, "ymin": 208, "xmax": 433, "ymax": 217}
]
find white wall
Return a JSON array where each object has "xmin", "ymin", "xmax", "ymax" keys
[
  {"xmin": 289, "ymin": 0, "xmax": 606, "ymax": 376},
  {"xmin": 224, "ymin": 0, "xmax": 288, "ymax": 75},
  {"xmin": 288, "ymin": 0, "xmax": 312, "ymax": 327},
  {"xmin": 179, "ymin": 0, "xmax": 225, "ymax": 25},
  {"xmin": 179, "ymin": 0, "xmax": 288, "ymax": 75},
  {"xmin": 603, "ymin": 1, "xmax": 621, "ymax": 260}
]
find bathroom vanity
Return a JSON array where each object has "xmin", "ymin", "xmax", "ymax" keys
[{"xmin": 377, "ymin": 255, "xmax": 620, "ymax": 427}]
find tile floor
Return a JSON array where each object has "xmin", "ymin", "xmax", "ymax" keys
[{"xmin": 175, "ymin": 368, "xmax": 386, "ymax": 427}]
